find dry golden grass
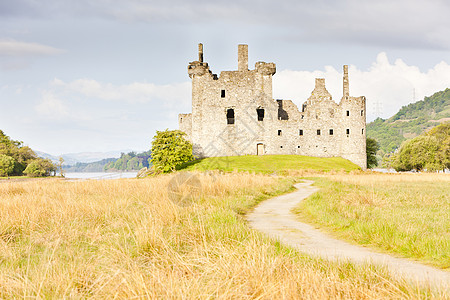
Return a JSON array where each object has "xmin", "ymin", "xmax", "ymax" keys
[
  {"xmin": 297, "ymin": 173, "xmax": 450, "ymax": 269},
  {"xmin": 0, "ymin": 172, "xmax": 443, "ymax": 298}
]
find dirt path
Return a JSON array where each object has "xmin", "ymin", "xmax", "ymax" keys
[{"xmin": 247, "ymin": 180, "xmax": 450, "ymax": 291}]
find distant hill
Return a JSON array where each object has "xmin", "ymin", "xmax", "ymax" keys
[
  {"xmin": 63, "ymin": 158, "xmax": 118, "ymax": 172},
  {"xmin": 36, "ymin": 150, "xmax": 134, "ymax": 165},
  {"xmin": 36, "ymin": 150, "xmax": 150, "ymax": 173},
  {"xmin": 59, "ymin": 151, "xmax": 152, "ymax": 173},
  {"xmin": 367, "ymin": 88, "xmax": 450, "ymax": 152}
]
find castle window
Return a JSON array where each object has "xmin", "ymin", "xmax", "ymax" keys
[
  {"xmin": 329, "ymin": 109, "xmax": 335, "ymax": 118},
  {"xmin": 301, "ymin": 115, "xmax": 304, "ymax": 119},
  {"xmin": 297, "ymin": 146, "xmax": 300, "ymax": 148},
  {"xmin": 361, "ymin": 110, "xmax": 364, "ymax": 116},
  {"xmin": 280, "ymin": 146, "xmax": 283, "ymax": 148},
  {"xmin": 362, "ymin": 128, "xmax": 364, "ymax": 134},
  {"xmin": 346, "ymin": 110, "xmax": 350, "ymax": 116},
  {"xmin": 278, "ymin": 130, "xmax": 282, "ymax": 136},
  {"xmin": 346, "ymin": 129, "xmax": 350, "ymax": 135},
  {"xmin": 329, "ymin": 129, "xmax": 333, "ymax": 135},
  {"xmin": 317, "ymin": 129, "xmax": 321, "ymax": 135},
  {"xmin": 227, "ymin": 109, "xmax": 235, "ymax": 124},
  {"xmin": 257, "ymin": 109, "xmax": 265, "ymax": 121},
  {"xmin": 299, "ymin": 129, "xmax": 303, "ymax": 136},
  {"xmin": 277, "ymin": 100, "xmax": 289, "ymax": 120},
  {"xmin": 221, "ymin": 90, "xmax": 225, "ymax": 98}
]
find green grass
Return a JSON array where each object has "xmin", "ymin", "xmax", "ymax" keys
[
  {"xmin": 295, "ymin": 174, "xmax": 450, "ymax": 269},
  {"xmin": 180, "ymin": 155, "xmax": 360, "ymax": 173}
]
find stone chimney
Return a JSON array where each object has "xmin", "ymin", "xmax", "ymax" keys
[
  {"xmin": 238, "ymin": 44, "xmax": 248, "ymax": 71},
  {"xmin": 198, "ymin": 43, "xmax": 203, "ymax": 63},
  {"xmin": 343, "ymin": 65, "xmax": 349, "ymax": 97},
  {"xmin": 315, "ymin": 78, "xmax": 326, "ymax": 89},
  {"xmin": 310, "ymin": 78, "xmax": 332, "ymax": 100}
]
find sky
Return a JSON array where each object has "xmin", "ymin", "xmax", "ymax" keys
[{"xmin": 1, "ymin": 0, "xmax": 450, "ymax": 155}]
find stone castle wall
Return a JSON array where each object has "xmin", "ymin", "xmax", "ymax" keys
[{"xmin": 179, "ymin": 44, "xmax": 367, "ymax": 170}]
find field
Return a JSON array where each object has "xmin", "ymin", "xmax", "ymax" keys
[
  {"xmin": 0, "ymin": 172, "xmax": 437, "ymax": 298},
  {"xmin": 182, "ymin": 155, "xmax": 360, "ymax": 173},
  {"xmin": 296, "ymin": 173, "xmax": 450, "ymax": 269}
]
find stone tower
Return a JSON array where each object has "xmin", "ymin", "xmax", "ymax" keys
[{"xmin": 179, "ymin": 44, "xmax": 367, "ymax": 170}]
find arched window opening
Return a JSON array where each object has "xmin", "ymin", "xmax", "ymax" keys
[
  {"xmin": 227, "ymin": 109, "xmax": 235, "ymax": 124},
  {"xmin": 256, "ymin": 108, "xmax": 264, "ymax": 121}
]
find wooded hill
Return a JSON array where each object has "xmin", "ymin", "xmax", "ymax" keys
[
  {"xmin": 63, "ymin": 151, "xmax": 152, "ymax": 172},
  {"xmin": 367, "ymin": 88, "xmax": 450, "ymax": 153},
  {"xmin": 103, "ymin": 151, "xmax": 151, "ymax": 172},
  {"xmin": 64, "ymin": 158, "xmax": 118, "ymax": 172}
]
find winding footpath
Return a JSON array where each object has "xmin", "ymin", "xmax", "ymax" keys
[{"xmin": 247, "ymin": 180, "xmax": 450, "ymax": 292}]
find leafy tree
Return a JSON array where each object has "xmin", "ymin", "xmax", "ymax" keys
[
  {"xmin": 127, "ymin": 156, "xmax": 141, "ymax": 170},
  {"xmin": 24, "ymin": 158, "xmax": 56, "ymax": 177},
  {"xmin": 366, "ymin": 138, "xmax": 379, "ymax": 168},
  {"xmin": 102, "ymin": 151, "xmax": 152, "ymax": 172},
  {"xmin": 427, "ymin": 122, "xmax": 450, "ymax": 170},
  {"xmin": 0, "ymin": 130, "xmax": 59, "ymax": 177},
  {"xmin": 151, "ymin": 129, "xmax": 194, "ymax": 173},
  {"xmin": 391, "ymin": 122, "xmax": 449, "ymax": 172},
  {"xmin": 13, "ymin": 146, "xmax": 37, "ymax": 175},
  {"xmin": 0, "ymin": 154, "xmax": 15, "ymax": 177},
  {"xmin": 0, "ymin": 130, "xmax": 40, "ymax": 176},
  {"xmin": 392, "ymin": 136, "xmax": 438, "ymax": 171}
]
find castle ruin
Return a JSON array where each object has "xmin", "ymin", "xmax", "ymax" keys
[{"xmin": 179, "ymin": 44, "xmax": 367, "ymax": 169}]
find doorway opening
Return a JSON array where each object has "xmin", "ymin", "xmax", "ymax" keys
[{"xmin": 257, "ymin": 143, "xmax": 264, "ymax": 155}]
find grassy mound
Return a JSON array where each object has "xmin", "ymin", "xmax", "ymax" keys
[{"xmin": 181, "ymin": 155, "xmax": 360, "ymax": 173}]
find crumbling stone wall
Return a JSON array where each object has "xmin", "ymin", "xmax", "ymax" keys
[{"xmin": 179, "ymin": 44, "xmax": 367, "ymax": 170}]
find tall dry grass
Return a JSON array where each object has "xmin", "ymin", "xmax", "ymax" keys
[
  {"xmin": 297, "ymin": 173, "xmax": 450, "ymax": 269},
  {"xmin": 0, "ymin": 172, "xmax": 442, "ymax": 298}
]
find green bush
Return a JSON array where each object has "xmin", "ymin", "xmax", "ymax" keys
[
  {"xmin": 0, "ymin": 154, "xmax": 16, "ymax": 177},
  {"xmin": 391, "ymin": 123, "xmax": 449, "ymax": 172},
  {"xmin": 151, "ymin": 129, "xmax": 194, "ymax": 173},
  {"xmin": 24, "ymin": 158, "xmax": 56, "ymax": 177},
  {"xmin": 366, "ymin": 138, "xmax": 379, "ymax": 168}
]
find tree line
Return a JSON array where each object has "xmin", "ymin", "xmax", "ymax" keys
[
  {"xmin": 103, "ymin": 151, "xmax": 152, "ymax": 171},
  {"xmin": 388, "ymin": 122, "xmax": 449, "ymax": 172},
  {"xmin": 0, "ymin": 130, "xmax": 56, "ymax": 177}
]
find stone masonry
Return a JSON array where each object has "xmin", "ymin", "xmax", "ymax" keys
[{"xmin": 179, "ymin": 44, "xmax": 367, "ymax": 170}]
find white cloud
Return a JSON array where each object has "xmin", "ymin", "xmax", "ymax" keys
[
  {"xmin": 35, "ymin": 91, "xmax": 69, "ymax": 118},
  {"xmin": 0, "ymin": 39, "xmax": 64, "ymax": 56},
  {"xmin": 50, "ymin": 78, "xmax": 191, "ymax": 108},
  {"xmin": 273, "ymin": 52, "xmax": 450, "ymax": 121}
]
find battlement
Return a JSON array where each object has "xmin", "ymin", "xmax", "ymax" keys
[
  {"xmin": 255, "ymin": 61, "xmax": 276, "ymax": 75},
  {"xmin": 187, "ymin": 43, "xmax": 212, "ymax": 78},
  {"xmin": 188, "ymin": 44, "xmax": 276, "ymax": 79}
]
